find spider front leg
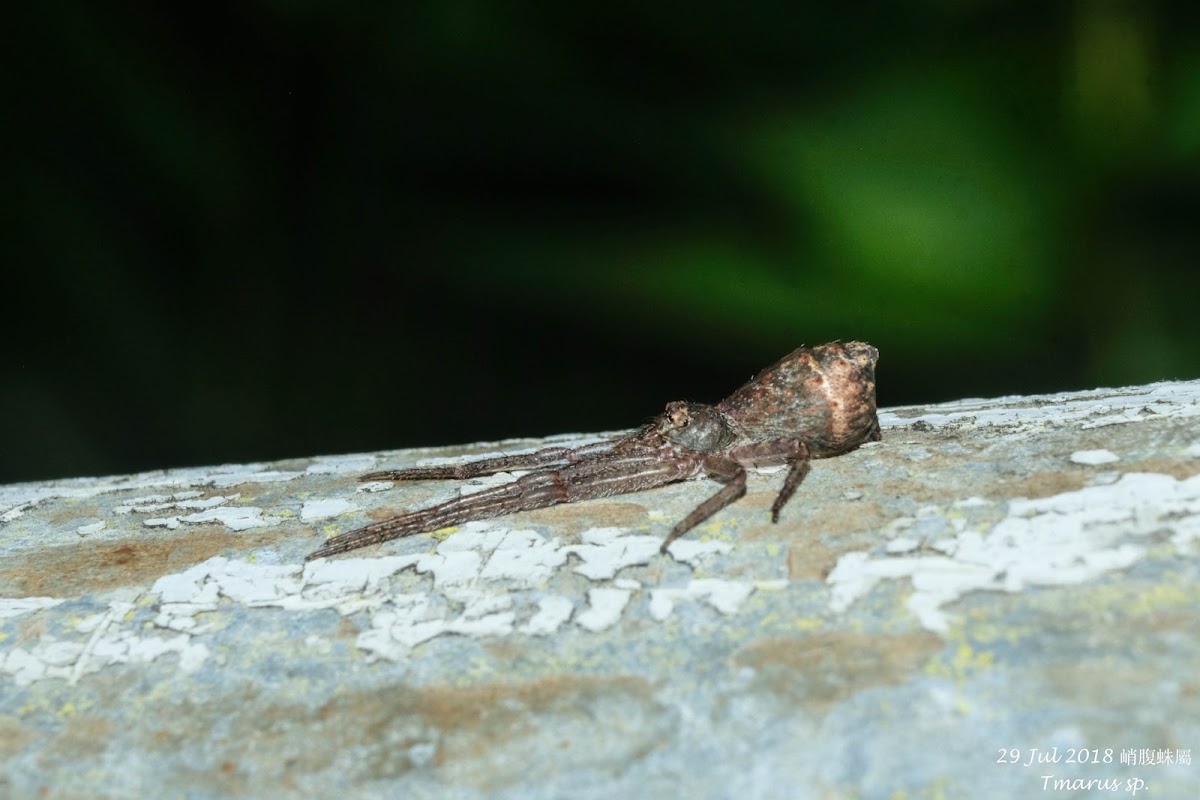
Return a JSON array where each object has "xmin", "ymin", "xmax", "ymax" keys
[
  {"xmin": 310, "ymin": 449, "xmax": 695, "ymax": 560},
  {"xmin": 659, "ymin": 455, "xmax": 746, "ymax": 554},
  {"xmin": 360, "ymin": 439, "xmax": 621, "ymax": 482}
]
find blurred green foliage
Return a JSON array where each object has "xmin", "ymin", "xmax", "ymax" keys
[{"xmin": 4, "ymin": 1, "xmax": 1198, "ymax": 482}]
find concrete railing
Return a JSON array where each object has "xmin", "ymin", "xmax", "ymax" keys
[{"xmin": 2, "ymin": 379, "xmax": 1198, "ymax": 798}]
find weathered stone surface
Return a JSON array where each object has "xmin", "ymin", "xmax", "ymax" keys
[{"xmin": 2, "ymin": 380, "xmax": 1198, "ymax": 799}]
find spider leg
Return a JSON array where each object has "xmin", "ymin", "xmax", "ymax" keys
[
  {"xmin": 310, "ymin": 450, "xmax": 695, "ymax": 560},
  {"xmin": 723, "ymin": 437, "xmax": 812, "ymax": 524},
  {"xmin": 769, "ymin": 443, "xmax": 812, "ymax": 522},
  {"xmin": 659, "ymin": 455, "xmax": 746, "ymax": 554},
  {"xmin": 360, "ymin": 439, "xmax": 621, "ymax": 482}
]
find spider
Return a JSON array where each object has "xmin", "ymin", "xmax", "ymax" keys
[{"xmin": 307, "ymin": 341, "xmax": 879, "ymax": 560}]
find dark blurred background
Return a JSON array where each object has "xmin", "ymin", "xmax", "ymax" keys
[{"xmin": 5, "ymin": 1, "xmax": 1199, "ymax": 484}]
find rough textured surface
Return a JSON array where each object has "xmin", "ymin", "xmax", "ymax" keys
[{"xmin": 2, "ymin": 380, "xmax": 1198, "ymax": 799}]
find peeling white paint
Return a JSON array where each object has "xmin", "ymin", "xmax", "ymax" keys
[
  {"xmin": 880, "ymin": 379, "xmax": 1200, "ymax": 434},
  {"xmin": 519, "ymin": 596, "xmax": 575, "ymax": 636},
  {"xmin": 575, "ymin": 588, "xmax": 632, "ymax": 632},
  {"xmin": 664, "ymin": 539, "xmax": 733, "ymax": 565},
  {"xmin": 116, "ymin": 491, "xmax": 217, "ymax": 514},
  {"xmin": 0, "ymin": 505, "xmax": 30, "ymax": 523},
  {"xmin": 175, "ymin": 505, "xmax": 283, "ymax": 531},
  {"xmin": 1070, "ymin": 449, "xmax": 1120, "ymax": 465},
  {"xmin": 885, "ymin": 537, "xmax": 921, "ymax": 554},
  {"xmin": 127, "ymin": 493, "xmax": 258, "ymax": 528},
  {"xmin": 300, "ymin": 498, "xmax": 355, "ymax": 522},
  {"xmin": 563, "ymin": 527, "xmax": 660, "ymax": 579},
  {"xmin": 0, "ymin": 597, "xmax": 64, "ymax": 619},
  {"xmin": 415, "ymin": 524, "xmax": 566, "ymax": 586},
  {"xmin": 0, "ymin": 598, "xmax": 209, "ymax": 687},
  {"xmin": 476, "ymin": 529, "xmax": 567, "ymax": 583},
  {"xmin": 952, "ymin": 496, "xmax": 990, "ymax": 508},
  {"xmin": 648, "ymin": 580, "xmax": 755, "ymax": 621},
  {"xmin": 69, "ymin": 519, "xmax": 762, "ymax": 669},
  {"xmin": 209, "ymin": 470, "xmax": 304, "ymax": 487},
  {"xmin": 828, "ymin": 472, "xmax": 1200, "ymax": 633},
  {"xmin": 0, "ymin": 463, "xmax": 309, "ymax": 525}
]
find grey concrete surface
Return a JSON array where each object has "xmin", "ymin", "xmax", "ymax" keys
[{"xmin": 2, "ymin": 380, "xmax": 1198, "ymax": 799}]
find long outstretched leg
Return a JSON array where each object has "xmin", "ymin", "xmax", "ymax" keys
[
  {"xmin": 659, "ymin": 455, "xmax": 746, "ymax": 554},
  {"xmin": 310, "ymin": 451, "xmax": 698, "ymax": 560},
  {"xmin": 360, "ymin": 439, "xmax": 622, "ymax": 482}
]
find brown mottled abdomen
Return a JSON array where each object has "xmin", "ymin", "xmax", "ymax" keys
[{"xmin": 717, "ymin": 341, "xmax": 879, "ymax": 457}]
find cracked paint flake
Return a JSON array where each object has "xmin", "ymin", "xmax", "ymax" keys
[
  {"xmin": 115, "ymin": 491, "xmax": 217, "ymax": 514},
  {"xmin": 1070, "ymin": 449, "xmax": 1120, "ymax": 465},
  {"xmin": 1, "ymin": 598, "xmax": 210, "ymax": 687},
  {"xmin": 0, "ymin": 597, "xmax": 65, "ymax": 620},
  {"xmin": 562, "ymin": 527, "xmax": 660, "ymax": 579},
  {"xmin": 518, "ymin": 597, "xmax": 573, "ymax": 633},
  {"xmin": 476, "ymin": 529, "xmax": 567, "ymax": 583},
  {"xmin": 105, "ymin": 519, "xmax": 762, "ymax": 667},
  {"xmin": 575, "ymin": 588, "xmax": 632, "ymax": 632},
  {"xmin": 177, "ymin": 505, "xmax": 283, "ymax": 531},
  {"xmin": 886, "ymin": 537, "xmax": 921, "ymax": 554},
  {"xmin": 300, "ymin": 498, "xmax": 355, "ymax": 522},
  {"xmin": 828, "ymin": 471, "xmax": 1200, "ymax": 633},
  {"xmin": 648, "ymin": 580, "xmax": 755, "ymax": 621},
  {"xmin": 664, "ymin": 538, "xmax": 733, "ymax": 565},
  {"xmin": 411, "ymin": 523, "xmax": 566, "ymax": 587}
]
